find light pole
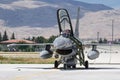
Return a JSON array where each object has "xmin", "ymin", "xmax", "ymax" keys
[
  {"xmin": 112, "ymin": 19, "xmax": 114, "ymax": 43},
  {"xmin": 97, "ymin": 32, "xmax": 100, "ymax": 42}
]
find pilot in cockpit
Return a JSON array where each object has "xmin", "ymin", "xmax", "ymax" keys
[{"xmin": 61, "ymin": 29, "xmax": 71, "ymax": 38}]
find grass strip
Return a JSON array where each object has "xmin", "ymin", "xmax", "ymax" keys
[
  {"xmin": 0, "ymin": 52, "xmax": 38, "ymax": 54},
  {"xmin": 0, "ymin": 56, "xmax": 55, "ymax": 64}
]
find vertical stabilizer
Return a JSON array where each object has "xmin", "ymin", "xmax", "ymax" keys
[{"xmin": 75, "ymin": 7, "xmax": 80, "ymax": 38}]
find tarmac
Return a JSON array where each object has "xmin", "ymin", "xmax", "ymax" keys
[{"xmin": 0, "ymin": 64, "xmax": 120, "ymax": 80}]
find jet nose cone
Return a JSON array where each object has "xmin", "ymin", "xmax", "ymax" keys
[
  {"xmin": 53, "ymin": 36, "xmax": 72, "ymax": 49},
  {"xmin": 53, "ymin": 36, "xmax": 65, "ymax": 49}
]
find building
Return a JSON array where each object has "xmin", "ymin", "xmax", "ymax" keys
[
  {"xmin": 0, "ymin": 39, "xmax": 35, "ymax": 44},
  {"xmin": 0, "ymin": 39, "xmax": 35, "ymax": 51}
]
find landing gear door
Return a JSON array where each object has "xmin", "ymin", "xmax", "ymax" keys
[{"xmin": 57, "ymin": 9, "xmax": 73, "ymax": 36}]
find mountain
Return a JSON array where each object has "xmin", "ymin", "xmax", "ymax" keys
[
  {"xmin": 0, "ymin": 0, "xmax": 113, "ymax": 27},
  {"xmin": 1, "ymin": 9, "xmax": 120, "ymax": 39},
  {"xmin": 0, "ymin": 0, "xmax": 115, "ymax": 39},
  {"xmin": 73, "ymin": 9, "xmax": 120, "ymax": 39}
]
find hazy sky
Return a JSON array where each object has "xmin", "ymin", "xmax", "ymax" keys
[{"xmin": 76, "ymin": 0, "xmax": 120, "ymax": 9}]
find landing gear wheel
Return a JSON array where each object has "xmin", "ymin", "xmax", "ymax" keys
[
  {"xmin": 72, "ymin": 65, "xmax": 76, "ymax": 69},
  {"xmin": 54, "ymin": 60, "xmax": 58, "ymax": 68},
  {"xmin": 64, "ymin": 64, "xmax": 70, "ymax": 69},
  {"xmin": 85, "ymin": 61, "xmax": 89, "ymax": 69},
  {"xmin": 67, "ymin": 65, "xmax": 71, "ymax": 69},
  {"xmin": 64, "ymin": 64, "xmax": 67, "ymax": 69},
  {"xmin": 64, "ymin": 64, "xmax": 76, "ymax": 69}
]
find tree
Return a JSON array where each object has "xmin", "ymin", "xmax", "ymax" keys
[
  {"xmin": 26, "ymin": 37, "xmax": 31, "ymax": 40},
  {"xmin": 2, "ymin": 30, "xmax": 8, "ymax": 41},
  {"xmin": 11, "ymin": 32, "xmax": 15, "ymax": 39},
  {"xmin": 17, "ymin": 41, "xmax": 29, "ymax": 52},
  {"xmin": 99, "ymin": 38, "xmax": 103, "ymax": 43},
  {"xmin": 47, "ymin": 35, "xmax": 57, "ymax": 43},
  {"xmin": 0, "ymin": 32, "xmax": 2, "ymax": 42},
  {"xmin": 103, "ymin": 38, "xmax": 108, "ymax": 43},
  {"xmin": 35, "ymin": 36, "xmax": 46, "ymax": 43},
  {"xmin": 31, "ymin": 37, "xmax": 36, "ymax": 42}
]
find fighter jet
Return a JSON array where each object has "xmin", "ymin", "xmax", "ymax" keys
[
  {"xmin": 39, "ymin": 8, "xmax": 99, "ymax": 69},
  {"xmin": 7, "ymin": 8, "xmax": 100, "ymax": 69}
]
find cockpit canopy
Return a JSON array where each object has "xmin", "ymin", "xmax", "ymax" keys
[{"xmin": 57, "ymin": 9, "xmax": 74, "ymax": 36}]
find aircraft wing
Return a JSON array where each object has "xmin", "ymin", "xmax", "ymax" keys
[
  {"xmin": 84, "ymin": 43, "xmax": 120, "ymax": 46},
  {"xmin": 7, "ymin": 43, "xmax": 53, "ymax": 47},
  {"xmin": 83, "ymin": 42, "xmax": 120, "ymax": 51}
]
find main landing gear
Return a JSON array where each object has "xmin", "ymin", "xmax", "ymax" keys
[
  {"xmin": 54, "ymin": 60, "xmax": 89, "ymax": 69},
  {"xmin": 84, "ymin": 60, "xmax": 89, "ymax": 69},
  {"xmin": 54, "ymin": 60, "xmax": 59, "ymax": 69},
  {"xmin": 63, "ymin": 64, "xmax": 76, "ymax": 69}
]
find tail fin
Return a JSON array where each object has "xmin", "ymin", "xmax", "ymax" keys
[{"xmin": 75, "ymin": 7, "xmax": 80, "ymax": 38}]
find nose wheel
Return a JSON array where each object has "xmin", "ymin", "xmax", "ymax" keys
[
  {"xmin": 84, "ymin": 61, "xmax": 89, "ymax": 69},
  {"xmin": 64, "ymin": 64, "xmax": 76, "ymax": 69}
]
